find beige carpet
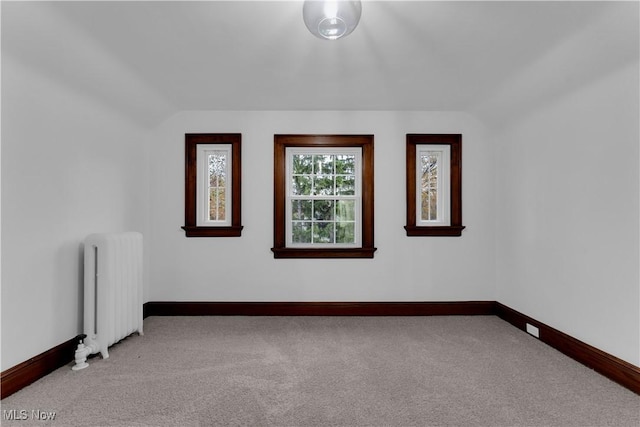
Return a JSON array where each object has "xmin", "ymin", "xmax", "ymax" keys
[{"xmin": 2, "ymin": 316, "xmax": 639, "ymax": 426}]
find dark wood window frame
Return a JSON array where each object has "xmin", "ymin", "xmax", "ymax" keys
[
  {"xmin": 405, "ymin": 134, "xmax": 465, "ymax": 237},
  {"xmin": 182, "ymin": 133, "xmax": 243, "ymax": 237},
  {"xmin": 272, "ymin": 135, "xmax": 376, "ymax": 258}
]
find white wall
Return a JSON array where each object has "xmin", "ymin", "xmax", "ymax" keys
[
  {"xmin": 494, "ymin": 61, "xmax": 640, "ymax": 366},
  {"xmin": 1, "ymin": 55, "xmax": 150, "ymax": 371},
  {"xmin": 149, "ymin": 111, "xmax": 495, "ymax": 302}
]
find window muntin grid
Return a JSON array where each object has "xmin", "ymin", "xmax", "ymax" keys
[
  {"xmin": 416, "ymin": 145, "xmax": 450, "ymax": 226},
  {"xmin": 197, "ymin": 144, "xmax": 232, "ymax": 226},
  {"xmin": 286, "ymin": 148, "xmax": 361, "ymax": 247},
  {"xmin": 421, "ymin": 152, "xmax": 439, "ymax": 221}
]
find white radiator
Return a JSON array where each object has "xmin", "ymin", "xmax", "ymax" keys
[{"xmin": 82, "ymin": 232, "xmax": 144, "ymax": 359}]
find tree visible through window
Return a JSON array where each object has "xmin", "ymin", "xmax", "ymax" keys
[
  {"xmin": 421, "ymin": 152, "xmax": 439, "ymax": 221},
  {"xmin": 208, "ymin": 151, "xmax": 227, "ymax": 222},
  {"xmin": 405, "ymin": 134, "xmax": 464, "ymax": 236},
  {"xmin": 272, "ymin": 135, "xmax": 376, "ymax": 258},
  {"xmin": 182, "ymin": 134, "xmax": 243, "ymax": 237},
  {"xmin": 289, "ymin": 150, "xmax": 359, "ymax": 246}
]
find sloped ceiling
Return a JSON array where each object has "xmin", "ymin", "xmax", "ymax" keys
[{"xmin": 2, "ymin": 1, "xmax": 638, "ymax": 125}]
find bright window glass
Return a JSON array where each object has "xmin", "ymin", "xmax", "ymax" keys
[
  {"xmin": 416, "ymin": 145, "xmax": 450, "ymax": 226},
  {"xmin": 286, "ymin": 148, "xmax": 362, "ymax": 247},
  {"xmin": 197, "ymin": 144, "xmax": 232, "ymax": 226}
]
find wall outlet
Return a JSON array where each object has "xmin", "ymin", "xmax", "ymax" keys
[{"xmin": 526, "ymin": 323, "xmax": 540, "ymax": 338}]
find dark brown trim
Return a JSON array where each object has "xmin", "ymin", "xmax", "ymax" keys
[
  {"xmin": 183, "ymin": 133, "xmax": 243, "ymax": 237},
  {"xmin": 181, "ymin": 225, "xmax": 244, "ymax": 238},
  {"xmin": 494, "ymin": 302, "xmax": 640, "ymax": 394},
  {"xmin": 405, "ymin": 134, "xmax": 464, "ymax": 236},
  {"xmin": 271, "ymin": 247, "xmax": 377, "ymax": 259},
  {"xmin": 144, "ymin": 301, "xmax": 495, "ymax": 317},
  {"xmin": 403, "ymin": 225, "xmax": 466, "ymax": 237},
  {"xmin": 272, "ymin": 135, "xmax": 376, "ymax": 258},
  {"xmin": 1, "ymin": 335, "xmax": 80, "ymax": 399}
]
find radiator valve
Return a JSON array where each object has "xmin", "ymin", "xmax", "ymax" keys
[{"xmin": 72, "ymin": 334, "xmax": 96, "ymax": 371}]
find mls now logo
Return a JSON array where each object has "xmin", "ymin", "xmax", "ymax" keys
[{"xmin": 3, "ymin": 409, "xmax": 57, "ymax": 421}]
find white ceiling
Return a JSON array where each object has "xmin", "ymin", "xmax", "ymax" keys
[{"xmin": 2, "ymin": 1, "xmax": 638, "ymax": 125}]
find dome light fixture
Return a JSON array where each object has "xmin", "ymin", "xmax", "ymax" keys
[{"xmin": 303, "ymin": 0, "xmax": 362, "ymax": 41}]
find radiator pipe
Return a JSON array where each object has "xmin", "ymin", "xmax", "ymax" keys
[{"xmin": 71, "ymin": 334, "xmax": 98, "ymax": 371}]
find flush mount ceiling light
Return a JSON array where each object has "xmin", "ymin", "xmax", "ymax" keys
[{"xmin": 303, "ymin": 0, "xmax": 362, "ymax": 40}]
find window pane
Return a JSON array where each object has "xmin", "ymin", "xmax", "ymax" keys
[
  {"xmin": 421, "ymin": 190, "xmax": 437, "ymax": 221},
  {"xmin": 293, "ymin": 154, "xmax": 313, "ymax": 174},
  {"xmin": 292, "ymin": 222, "xmax": 312, "ymax": 243},
  {"xmin": 292, "ymin": 175, "xmax": 312, "ymax": 195},
  {"xmin": 208, "ymin": 152, "xmax": 227, "ymax": 222},
  {"xmin": 336, "ymin": 175, "xmax": 355, "ymax": 195},
  {"xmin": 209, "ymin": 187, "xmax": 226, "ymax": 221},
  {"xmin": 291, "ymin": 200, "xmax": 312, "ymax": 220},
  {"xmin": 336, "ymin": 200, "xmax": 355, "ymax": 221},
  {"xmin": 209, "ymin": 152, "xmax": 226, "ymax": 186},
  {"xmin": 313, "ymin": 222, "xmax": 334, "ymax": 243},
  {"xmin": 421, "ymin": 154, "xmax": 438, "ymax": 221},
  {"xmin": 336, "ymin": 222, "xmax": 355, "ymax": 244},
  {"xmin": 335, "ymin": 155, "xmax": 355, "ymax": 174},
  {"xmin": 314, "ymin": 175, "xmax": 334, "ymax": 195},
  {"xmin": 315, "ymin": 154, "xmax": 334, "ymax": 174},
  {"xmin": 209, "ymin": 188, "xmax": 218, "ymax": 220},
  {"xmin": 314, "ymin": 200, "xmax": 334, "ymax": 221},
  {"xmin": 219, "ymin": 188, "xmax": 226, "ymax": 221}
]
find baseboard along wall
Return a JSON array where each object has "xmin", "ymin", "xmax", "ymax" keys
[
  {"xmin": 142, "ymin": 301, "xmax": 496, "ymax": 317},
  {"xmin": 0, "ymin": 335, "xmax": 82, "ymax": 399},
  {"xmin": 2, "ymin": 301, "xmax": 638, "ymax": 399},
  {"xmin": 493, "ymin": 303, "xmax": 640, "ymax": 395}
]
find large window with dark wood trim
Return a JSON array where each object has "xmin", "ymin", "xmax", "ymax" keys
[
  {"xmin": 405, "ymin": 134, "xmax": 465, "ymax": 236},
  {"xmin": 272, "ymin": 135, "xmax": 376, "ymax": 258},
  {"xmin": 182, "ymin": 133, "xmax": 243, "ymax": 237}
]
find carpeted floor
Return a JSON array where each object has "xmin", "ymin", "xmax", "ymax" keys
[{"xmin": 1, "ymin": 316, "xmax": 639, "ymax": 426}]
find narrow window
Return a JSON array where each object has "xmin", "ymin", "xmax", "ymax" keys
[
  {"xmin": 272, "ymin": 135, "xmax": 376, "ymax": 258},
  {"xmin": 417, "ymin": 145, "xmax": 450, "ymax": 226},
  {"xmin": 405, "ymin": 134, "xmax": 464, "ymax": 236},
  {"xmin": 183, "ymin": 134, "xmax": 243, "ymax": 237},
  {"xmin": 197, "ymin": 145, "xmax": 231, "ymax": 226}
]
